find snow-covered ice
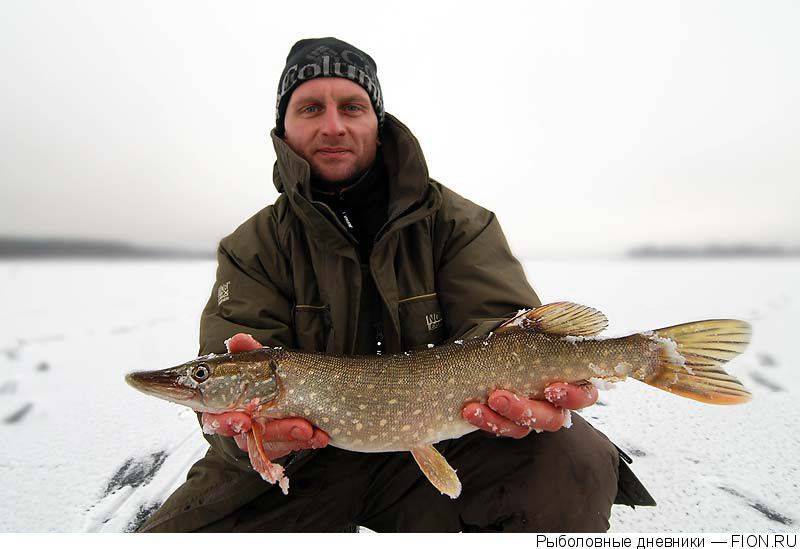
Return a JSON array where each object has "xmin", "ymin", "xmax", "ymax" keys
[
  {"xmin": 0, "ymin": 260, "xmax": 214, "ymax": 533},
  {"xmin": 526, "ymin": 258, "xmax": 799, "ymax": 532},
  {"xmin": 0, "ymin": 257, "xmax": 798, "ymax": 532}
]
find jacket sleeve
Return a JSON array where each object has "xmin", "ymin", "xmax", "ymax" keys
[
  {"xmin": 433, "ymin": 186, "xmax": 541, "ymax": 341},
  {"xmin": 195, "ymin": 210, "xmax": 295, "ymax": 472},
  {"xmin": 199, "ymin": 242, "xmax": 294, "ymax": 355}
]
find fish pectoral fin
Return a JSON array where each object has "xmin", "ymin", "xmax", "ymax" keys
[
  {"xmin": 496, "ymin": 301, "xmax": 608, "ymax": 337},
  {"xmin": 410, "ymin": 445, "xmax": 462, "ymax": 499},
  {"xmin": 247, "ymin": 422, "xmax": 290, "ymax": 495}
]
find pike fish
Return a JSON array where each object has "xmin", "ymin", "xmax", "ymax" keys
[{"xmin": 125, "ymin": 302, "xmax": 752, "ymax": 498}]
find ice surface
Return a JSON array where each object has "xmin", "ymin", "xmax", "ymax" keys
[
  {"xmin": 588, "ymin": 377, "xmax": 617, "ymax": 391},
  {"xmin": 544, "ymin": 384, "xmax": 568, "ymax": 402},
  {"xmin": 562, "ymin": 334, "xmax": 595, "ymax": 346},
  {"xmin": 523, "ymin": 257, "xmax": 800, "ymax": 532},
  {"xmin": 0, "ymin": 258, "xmax": 798, "ymax": 532},
  {"xmin": 0, "ymin": 260, "xmax": 214, "ymax": 533},
  {"xmin": 648, "ymin": 334, "xmax": 687, "ymax": 368},
  {"xmin": 614, "ymin": 362, "xmax": 633, "ymax": 377},
  {"xmin": 562, "ymin": 409, "xmax": 573, "ymax": 429}
]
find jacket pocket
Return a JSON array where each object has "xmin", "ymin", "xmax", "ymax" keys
[
  {"xmin": 397, "ymin": 293, "xmax": 445, "ymax": 350},
  {"xmin": 293, "ymin": 304, "xmax": 332, "ymax": 352}
]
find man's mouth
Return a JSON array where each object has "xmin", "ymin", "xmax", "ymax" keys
[{"xmin": 317, "ymin": 147, "xmax": 351, "ymax": 158}]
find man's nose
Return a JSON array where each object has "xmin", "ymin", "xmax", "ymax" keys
[{"xmin": 320, "ymin": 107, "xmax": 346, "ymax": 136}]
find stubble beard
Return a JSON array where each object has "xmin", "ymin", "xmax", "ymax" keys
[
  {"xmin": 309, "ymin": 150, "xmax": 376, "ymax": 188},
  {"xmin": 310, "ymin": 160, "xmax": 361, "ymax": 186}
]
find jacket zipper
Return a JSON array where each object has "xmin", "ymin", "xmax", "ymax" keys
[{"xmin": 374, "ymin": 321, "xmax": 384, "ymax": 355}]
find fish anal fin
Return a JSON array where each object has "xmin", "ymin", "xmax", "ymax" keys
[
  {"xmin": 410, "ymin": 445, "xmax": 462, "ymax": 499},
  {"xmin": 496, "ymin": 302, "xmax": 609, "ymax": 337}
]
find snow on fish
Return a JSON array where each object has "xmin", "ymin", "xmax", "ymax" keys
[{"xmin": 125, "ymin": 301, "xmax": 752, "ymax": 498}]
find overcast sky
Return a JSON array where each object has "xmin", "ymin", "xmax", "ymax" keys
[{"xmin": 1, "ymin": 0, "xmax": 798, "ymax": 257}]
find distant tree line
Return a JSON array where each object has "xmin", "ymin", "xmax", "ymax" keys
[
  {"xmin": 628, "ymin": 244, "xmax": 800, "ymax": 258},
  {"xmin": 0, "ymin": 236, "xmax": 214, "ymax": 259}
]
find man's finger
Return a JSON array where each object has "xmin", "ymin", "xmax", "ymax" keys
[
  {"xmin": 462, "ymin": 402, "xmax": 532, "ymax": 438},
  {"xmin": 225, "ymin": 333, "xmax": 263, "ymax": 354},
  {"xmin": 308, "ymin": 428, "xmax": 330, "ymax": 449},
  {"xmin": 240, "ymin": 429, "xmax": 329, "ymax": 458},
  {"xmin": 282, "ymin": 432, "xmax": 328, "ymax": 451},
  {"xmin": 260, "ymin": 418, "xmax": 315, "ymax": 442},
  {"xmin": 486, "ymin": 390, "xmax": 567, "ymax": 432},
  {"xmin": 234, "ymin": 431, "xmax": 307, "ymax": 456},
  {"xmin": 544, "ymin": 382, "xmax": 598, "ymax": 410},
  {"xmin": 202, "ymin": 411, "xmax": 252, "ymax": 437}
]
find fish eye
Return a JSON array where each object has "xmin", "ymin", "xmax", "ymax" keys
[{"xmin": 192, "ymin": 363, "xmax": 210, "ymax": 382}]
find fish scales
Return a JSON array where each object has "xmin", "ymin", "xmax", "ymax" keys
[{"xmin": 265, "ymin": 331, "xmax": 656, "ymax": 452}]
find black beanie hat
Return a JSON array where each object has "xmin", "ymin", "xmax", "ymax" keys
[{"xmin": 275, "ymin": 37, "xmax": 384, "ymax": 137}]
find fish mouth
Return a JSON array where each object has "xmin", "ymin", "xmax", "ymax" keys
[{"xmin": 125, "ymin": 370, "xmax": 197, "ymax": 402}]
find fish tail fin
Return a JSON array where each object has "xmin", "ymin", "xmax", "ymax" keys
[{"xmin": 641, "ymin": 319, "xmax": 752, "ymax": 404}]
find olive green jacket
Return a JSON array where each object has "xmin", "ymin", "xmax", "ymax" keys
[{"xmin": 140, "ymin": 113, "xmax": 546, "ymax": 531}]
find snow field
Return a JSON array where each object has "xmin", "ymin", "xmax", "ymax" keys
[{"xmin": 0, "ymin": 258, "xmax": 797, "ymax": 532}]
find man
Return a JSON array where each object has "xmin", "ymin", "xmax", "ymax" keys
[{"xmin": 140, "ymin": 37, "xmax": 654, "ymax": 533}]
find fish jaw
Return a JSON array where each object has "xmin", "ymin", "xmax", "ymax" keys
[
  {"xmin": 126, "ymin": 350, "xmax": 284, "ymax": 414},
  {"xmin": 125, "ymin": 368, "xmax": 201, "ymax": 408}
]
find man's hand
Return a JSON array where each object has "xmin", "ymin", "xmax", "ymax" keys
[
  {"xmin": 201, "ymin": 333, "xmax": 329, "ymax": 460},
  {"xmin": 461, "ymin": 382, "xmax": 598, "ymax": 438}
]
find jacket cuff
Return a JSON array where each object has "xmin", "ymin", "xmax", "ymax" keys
[{"xmin": 456, "ymin": 318, "xmax": 508, "ymax": 341}]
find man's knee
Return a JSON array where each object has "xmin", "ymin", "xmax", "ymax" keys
[
  {"xmin": 518, "ymin": 414, "xmax": 619, "ymax": 531},
  {"xmin": 455, "ymin": 414, "xmax": 619, "ymax": 532}
]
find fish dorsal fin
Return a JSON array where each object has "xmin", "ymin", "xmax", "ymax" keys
[
  {"xmin": 495, "ymin": 302, "xmax": 609, "ymax": 336},
  {"xmin": 410, "ymin": 445, "xmax": 462, "ymax": 499}
]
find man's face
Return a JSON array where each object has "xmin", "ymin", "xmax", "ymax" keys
[{"xmin": 283, "ymin": 77, "xmax": 379, "ymax": 184}]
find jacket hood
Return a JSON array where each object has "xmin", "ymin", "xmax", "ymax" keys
[{"xmin": 270, "ymin": 113, "xmax": 439, "ymax": 225}]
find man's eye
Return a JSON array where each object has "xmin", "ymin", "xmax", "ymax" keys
[
  {"xmin": 302, "ymin": 105, "xmax": 321, "ymax": 114},
  {"xmin": 343, "ymin": 104, "xmax": 363, "ymax": 113}
]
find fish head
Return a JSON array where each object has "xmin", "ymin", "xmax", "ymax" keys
[{"xmin": 125, "ymin": 350, "xmax": 281, "ymax": 413}]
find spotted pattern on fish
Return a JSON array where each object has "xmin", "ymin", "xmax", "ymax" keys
[{"xmin": 238, "ymin": 330, "xmax": 659, "ymax": 452}]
